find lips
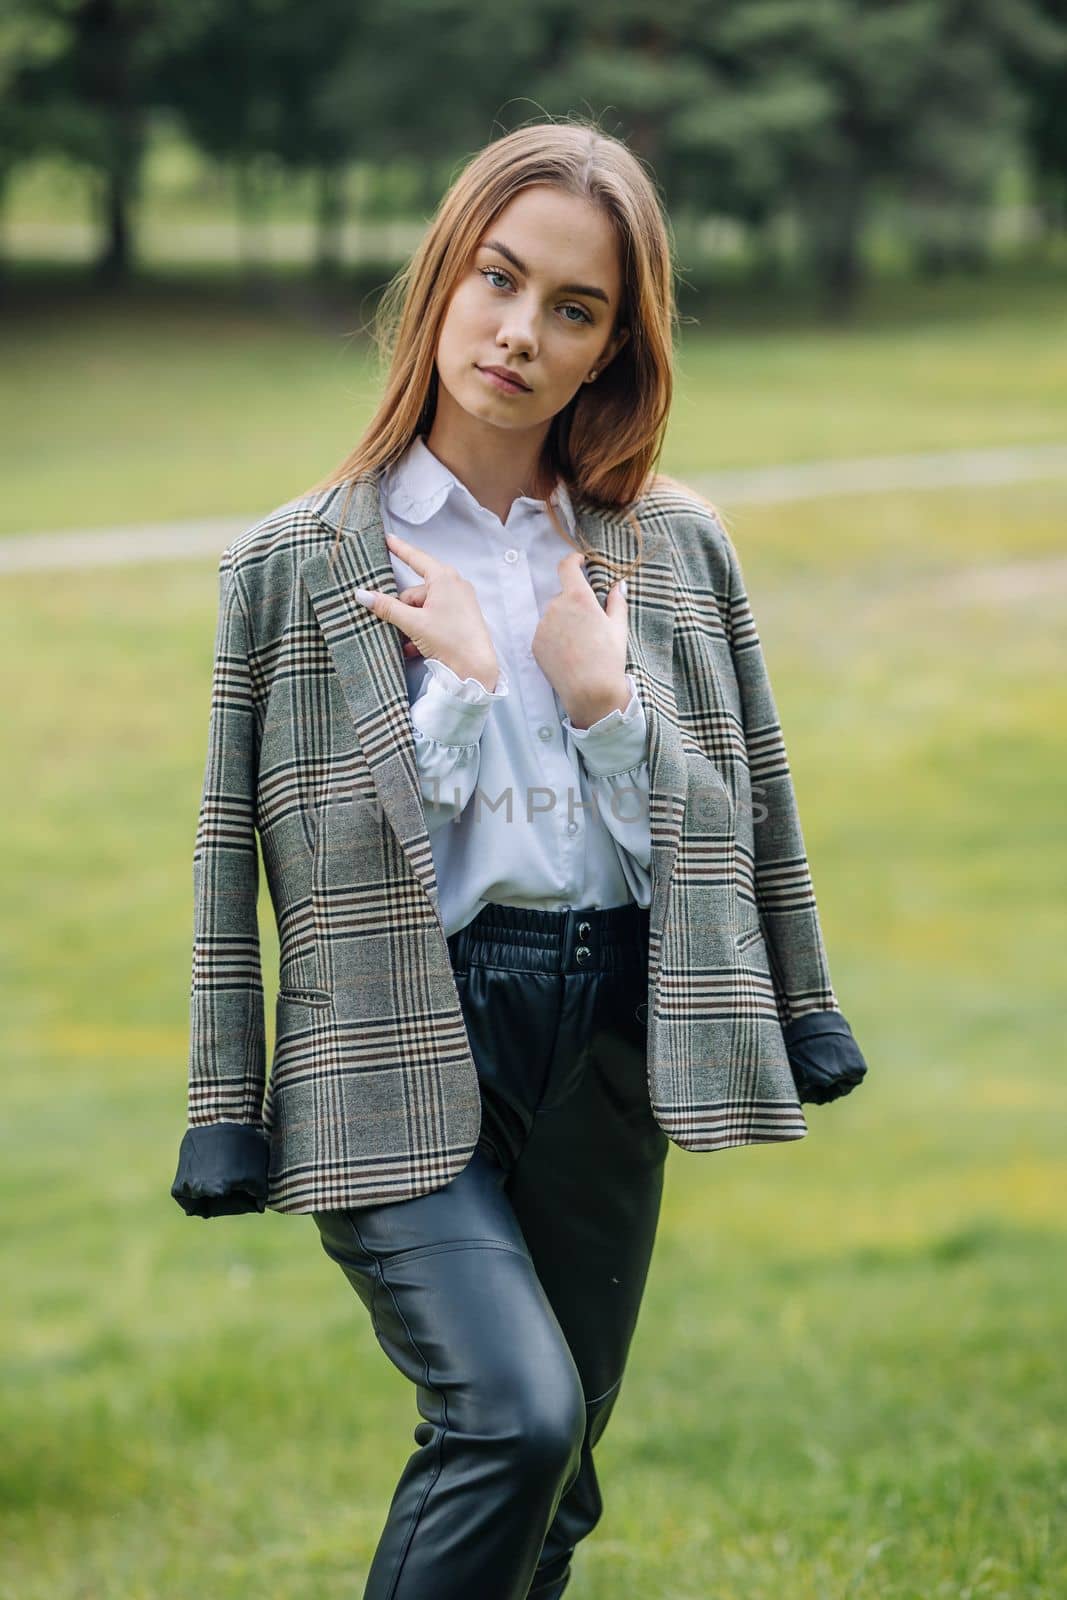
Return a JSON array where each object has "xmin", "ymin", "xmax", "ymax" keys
[{"xmin": 478, "ymin": 365, "xmax": 531, "ymax": 392}]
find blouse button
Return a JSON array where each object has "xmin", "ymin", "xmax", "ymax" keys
[
  {"xmin": 504, "ymin": 549, "xmax": 519, "ymax": 563},
  {"xmin": 566, "ymin": 821, "xmax": 579, "ymax": 834}
]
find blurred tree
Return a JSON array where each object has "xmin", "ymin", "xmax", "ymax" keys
[
  {"xmin": 3, "ymin": 0, "xmax": 1064, "ymax": 301},
  {"xmin": 464, "ymin": 0, "xmax": 1067, "ymax": 313},
  {"xmin": 661, "ymin": 0, "xmax": 1067, "ymax": 314},
  {"xmin": 4, "ymin": 0, "xmax": 207, "ymax": 280},
  {"xmin": 1005, "ymin": 0, "xmax": 1067, "ymax": 241},
  {"xmin": 0, "ymin": 1, "xmax": 73, "ymax": 285},
  {"xmin": 156, "ymin": 0, "xmax": 544, "ymax": 278},
  {"xmin": 156, "ymin": 0, "xmax": 367, "ymax": 281}
]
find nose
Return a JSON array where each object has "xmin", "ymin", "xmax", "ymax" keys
[{"xmin": 497, "ymin": 308, "xmax": 537, "ymax": 358}]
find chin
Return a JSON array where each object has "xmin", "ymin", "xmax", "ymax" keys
[{"xmin": 462, "ymin": 386, "xmax": 524, "ymax": 427}]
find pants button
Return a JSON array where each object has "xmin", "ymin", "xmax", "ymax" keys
[
  {"xmin": 577, "ymin": 920, "xmax": 591, "ymax": 939},
  {"xmin": 575, "ymin": 945, "xmax": 590, "ymax": 964}
]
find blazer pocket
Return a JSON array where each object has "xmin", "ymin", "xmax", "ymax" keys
[
  {"xmin": 270, "ymin": 989, "xmax": 334, "ymax": 1106},
  {"xmin": 734, "ymin": 921, "xmax": 772, "ymax": 975},
  {"xmin": 277, "ymin": 986, "xmax": 334, "ymax": 1007}
]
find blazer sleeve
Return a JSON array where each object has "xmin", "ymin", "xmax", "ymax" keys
[
  {"xmin": 720, "ymin": 524, "xmax": 869, "ymax": 1104},
  {"xmin": 171, "ymin": 550, "xmax": 270, "ymax": 1217}
]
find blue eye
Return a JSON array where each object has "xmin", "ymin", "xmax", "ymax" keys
[{"xmin": 478, "ymin": 266, "xmax": 592, "ymax": 325}]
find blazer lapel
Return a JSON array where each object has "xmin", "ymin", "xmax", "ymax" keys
[
  {"xmin": 299, "ymin": 472, "xmax": 439, "ymax": 901},
  {"xmin": 571, "ymin": 489, "xmax": 688, "ymax": 979},
  {"xmin": 300, "ymin": 466, "xmax": 688, "ymax": 980}
]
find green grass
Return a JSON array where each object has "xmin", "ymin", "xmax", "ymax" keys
[{"xmin": 1, "ymin": 275, "xmax": 1065, "ymax": 1597}]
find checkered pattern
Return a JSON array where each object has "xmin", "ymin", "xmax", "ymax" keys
[{"xmin": 182, "ymin": 467, "xmax": 856, "ymax": 1213}]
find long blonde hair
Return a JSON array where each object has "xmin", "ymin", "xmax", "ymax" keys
[{"xmin": 305, "ymin": 115, "xmax": 722, "ymax": 576}]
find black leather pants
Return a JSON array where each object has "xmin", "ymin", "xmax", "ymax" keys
[{"xmin": 311, "ymin": 899, "xmax": 668, "ymax": 1600}]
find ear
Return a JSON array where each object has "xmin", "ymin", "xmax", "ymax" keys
[{"xmin": 604, "ymin": 324, "xmax": 631, "ymax": 366}]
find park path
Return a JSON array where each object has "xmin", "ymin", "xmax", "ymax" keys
[{"xmin": 1, "ymin": 442, "xmax": 1065, "ymax": 575}]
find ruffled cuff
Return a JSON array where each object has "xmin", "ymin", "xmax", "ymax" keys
[
  {"xmin": 411, "ymin": 658, "xmax": 510, "ymax": 747},
  {"xmin": 421, "ymin": 656, "xmax": 510, "ymax": 702},
  {"xmin": 564, "ymin": 675, "xmax": 648, "ymax": 778},
  {"xmin": 171, "ymin": 1122, "xmax": 270, "ymax": 1218},
  {"xmin": 782, "ymin": 1010, "xmax": 869, "ymax": 1105}
]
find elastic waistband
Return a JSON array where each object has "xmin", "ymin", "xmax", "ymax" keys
[{"xmin": 446, "ymin": 900, "xmax": 650, "ymax": 976}]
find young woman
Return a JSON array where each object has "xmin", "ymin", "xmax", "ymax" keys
[{"xmin": 171, "ymin": 119, "xmax": 868, "ymax": 1599}]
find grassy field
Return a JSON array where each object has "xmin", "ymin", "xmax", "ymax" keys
[{"xmin": 1, "ymin": 269, "xmax": 1065, "ymax": 1598}]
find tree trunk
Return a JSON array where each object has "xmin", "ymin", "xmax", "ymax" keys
[
  {"xmin": 90, "ymin": 2, "xmax": 142, "ymax": 284},
  {"xmin": 0, "ymin": 165, "xmax": 10, "ymax": 295},
  {"xmin": 314, "ymin": 164, "xmax": 345, "ymax": 278},
  {"xmin": 96, "ymin": 159, "xmax": 133, "ymax": 281},
  {"xmin": 234, "ymin": 156, "xmax": 269, "ymax": 293},
  {"xmin": 805, "ymin": 168, "xmax": 866, "ymax": 321}
]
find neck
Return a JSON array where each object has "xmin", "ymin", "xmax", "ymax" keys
[{"xmin": 423, "ymin": 403, "xmax": 556, "ymax": 516}]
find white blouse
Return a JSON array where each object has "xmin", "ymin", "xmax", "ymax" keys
[{"xmin": 378, "ymin": 434, "xmax": 653, "ymax": 937}]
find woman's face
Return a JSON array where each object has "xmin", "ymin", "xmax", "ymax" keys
[{"xmin": 434, "ymin": 184, "xmax": 631, "ymax": 438}]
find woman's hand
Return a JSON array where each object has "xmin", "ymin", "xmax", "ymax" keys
[
  {"xmin": 351, "ymin": 532, "xmax": 501, "ymax": 692},
  {"xmin": 532, "ymin": 552, "xmax": 631, "ymax": 729}
]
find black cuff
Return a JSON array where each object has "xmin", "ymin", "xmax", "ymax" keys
[
  {"xmin": 782, "ymin": 1010, "xmax": 869, "ymax": 1106},
  {"xmin": 171, "ymin": 1122, "xmax": 270, "ymax": 1218}
]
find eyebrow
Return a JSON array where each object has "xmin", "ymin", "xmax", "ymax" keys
[{"xmin": 479, "ymin": 238, "xmax": 610, "ymax": 306}]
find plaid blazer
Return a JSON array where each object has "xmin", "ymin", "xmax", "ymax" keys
[{"xmin": 171, "ymin": 467, "xmax": 868, "ymax": 1218}]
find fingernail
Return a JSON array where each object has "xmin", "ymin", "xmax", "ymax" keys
[
  {"xmin": 620, "ymin": 579, "xmax": 628, "ymax": 597},
  {"xmin": 353, "ymin": 587, "xmax": 377, "ymax": 605}
]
